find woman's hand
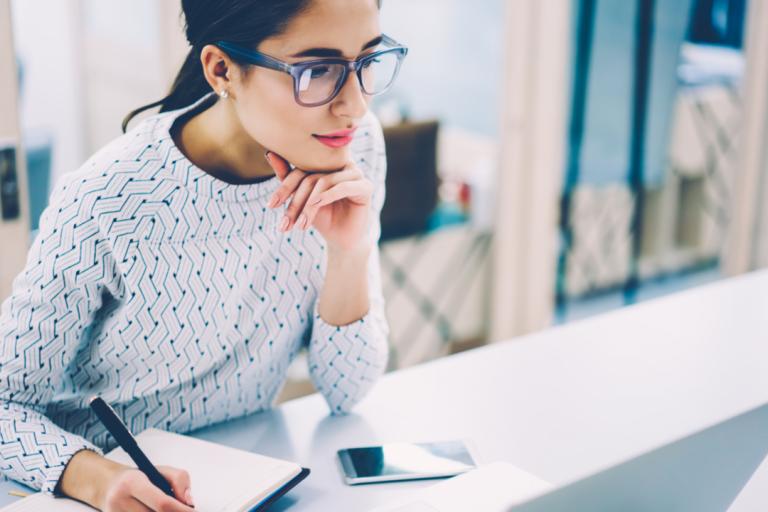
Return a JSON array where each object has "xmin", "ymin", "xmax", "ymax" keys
[
  {"xmin": 99, "ymin": 465, "xmax": 195, "ymax": 512},
  {"xmin": 265, "ymin": 152, "xmax": 374, "ymax": 252},
  {"xmin": 59, "ymin": 450, "xmax": 195, "ymax": 512}
]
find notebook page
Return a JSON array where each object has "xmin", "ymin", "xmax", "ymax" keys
[
  {"xmin": 107, "ymin": 429, "xmax": 302, "ymax": 512},
  {"xmin": 1, "ymin": 429, "xmax": 302, "ymax": 512},
  {"xmin": 0, "ymin": 493, "xmax": 91, "ymax": 511}
]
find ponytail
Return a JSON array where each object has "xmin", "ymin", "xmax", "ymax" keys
[{"xmin": 121, "ymin": 47, "xmax": 212, "ymax": 133}]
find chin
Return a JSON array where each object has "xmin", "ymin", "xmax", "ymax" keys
[{"xmin": 296, "ymin": 146, "xmax": 351, "ymax": 173}]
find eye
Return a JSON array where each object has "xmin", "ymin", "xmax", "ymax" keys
[
  {"xmin": 362, "ymin": 58, "xmax": 381, "ymax": 69},
  {"xmin": 310, "ymin": 65, "xmax": 331, "ymax": 79}
]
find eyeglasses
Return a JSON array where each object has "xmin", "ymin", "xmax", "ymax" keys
[{"xmin": 215, "ymin": 35, "xmax": 408, "ymax": 107}]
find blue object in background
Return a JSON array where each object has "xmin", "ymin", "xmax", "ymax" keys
[
  {"xmin": 17, "ymin": 49, "xmax": 53, "ymax": 236},
  {"xmin": 426, "ymin": 202, "xmax": 469, "ymax": 232},
  {"xmin": 575, "ymin": 0, "xmax": 694, "ymax": 188},
  {"xmin": 24, "ymin": 130, "xmax": 52, "ymax": 232},
  {"xmin": 688, "ymin": 0, "xmax": 747, "ymax": 48}
]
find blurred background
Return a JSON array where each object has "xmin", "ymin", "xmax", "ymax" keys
[{"xmin": 1, "ymin": 0, "xmax": 767, "ymax": 399}]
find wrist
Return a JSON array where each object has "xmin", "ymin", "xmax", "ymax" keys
[
  {"xmin": 58, "ymin": 449, "xmax": 124, "ymax": 508},
  {"xmin": 320, "ymin": 239, "xmax": 372, "ymax": 326},
  {"xmin": 326, "ymin": 239, "xmax": 372, "ymax": 262}
]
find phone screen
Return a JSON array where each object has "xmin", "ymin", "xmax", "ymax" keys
[{"xmin": 340, "ymin": 441, "xmax": 476, "ymax": 479}]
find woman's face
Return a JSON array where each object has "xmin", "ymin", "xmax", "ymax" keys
[{"xmin": 230, "ymin": 0, "xmax": 381, "ymax": 172}]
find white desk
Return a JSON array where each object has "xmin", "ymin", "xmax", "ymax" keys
[{"xmin": 3, "ymin": 270, "xmax": 768, "ymax": 510}]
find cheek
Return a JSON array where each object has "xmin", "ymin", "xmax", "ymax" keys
[
  {"xmin": 237, "ymin": 74, "xmax": 302, "ymax": 146},
  {"xmin": 237, "ymin": 77, "xmax": 353, "ymax": 171}
]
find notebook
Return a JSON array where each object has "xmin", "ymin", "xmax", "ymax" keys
[
  {"xmin": 2, "ymin": 428, "xmax": 309, "ymax": 512},
  {"xmin": 368, "ymin": 462, "xmax": 553, "ymax": 512}
]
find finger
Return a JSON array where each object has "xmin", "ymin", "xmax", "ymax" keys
[
  {"xmin": 268, "ymin": 168, "xmax": 307, "ymax": 209},
  {"xmin": 307, "ymin": 168, "xmax": 363, "ymax": 195},
  {"xmin": 304, "ymin": 180, "xmax": 373, "ymax": 228},
  {"xmin": 264, "ymin": 152, "xmax": 292, "ymax": 181},
  {"xmin": 158, "ymin": 466, "xmax": 194, "ymax": 507},
  {"xmin": 308, "ymin": 180, "xmax": 373, "ymax": 214},
  {"xmin": 284, "ymin": 174, "xmax": 320, "ymax": 231},
  {"xmin": 131, "ymin": 472, "xmax": 194, "ymax": 512},
  {"xmin": 299, "ymin": 167, "xmax": 361, "ymax": 213},
  {"xmin": 300, "ymin": 178, "xmax": 334, "ymax": 230}
]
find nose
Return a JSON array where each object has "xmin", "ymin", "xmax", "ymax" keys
[{"xmin": 330, "ymin": 68, "xmax": 369, "ymax": 119}]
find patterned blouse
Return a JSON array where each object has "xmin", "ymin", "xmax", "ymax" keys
[{"xmin": 0, "ymin": 92, "xmax": 389, "ymax": 494}]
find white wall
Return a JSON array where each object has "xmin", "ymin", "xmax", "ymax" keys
[
  {"xmin": 0, "ymin": 0, "xmax": 30, "ymax": 302},
  {"xmin": 80, "ymin": 0, "xmax": 182, "ymax": 151},
  {"xmin": 491, "ymin": 0, "xmax": 571, "ymax": 340},
  {"xmin": 723, "ymin": 0, "xmax": 768, "ymax": 273},
  {"xmin": 11, "ymin": 0, "xmax": 85, "ymax": 188},
  {"xmin": 11, "ymin": 0, "xmax": 188, "ymax": 187}
]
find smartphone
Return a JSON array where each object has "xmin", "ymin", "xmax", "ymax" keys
[{"xmin": 337, "ymin": 440, "xmax": 478, "ymax": 485}]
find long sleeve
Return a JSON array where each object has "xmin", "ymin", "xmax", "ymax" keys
[
  {"xmin": 307, "ymin": 114, "xmax": 390, "ymax": 414},
  {"xmin": 0, "ymin": 170, "xmax": 111, "ymax": 494}
]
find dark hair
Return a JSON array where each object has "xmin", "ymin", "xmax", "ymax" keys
[{"xmin": 121, "ymin": 0, "xmax": 314, "ymax": 133}]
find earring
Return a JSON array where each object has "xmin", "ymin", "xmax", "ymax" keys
[{"xmin": 219, "ymin": 89, "xmax": 229, "ymax": 99}]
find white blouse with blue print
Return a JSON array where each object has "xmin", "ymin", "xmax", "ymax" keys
[{"xmin": 0, "ymin": 92, "xmax": 389, "ymax": 494}]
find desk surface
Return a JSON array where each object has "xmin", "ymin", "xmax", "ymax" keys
[{"xmin": 3, "ymin": 270, "xmax": 768, "ymax": 510}]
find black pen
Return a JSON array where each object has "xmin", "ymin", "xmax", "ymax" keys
[{"xmin": 89, "ymin": 396, "xmax": 175, "ymax": 498}]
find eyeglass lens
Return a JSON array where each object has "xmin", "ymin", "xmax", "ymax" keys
[{"xmin": 296, "ymin": 52, "xmax": 401, "ymax": 105}]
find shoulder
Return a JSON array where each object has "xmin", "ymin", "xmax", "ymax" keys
[
  {"xmin": 45, "ymin": 113, "xmax": 178, "ymax": 226},
  {"xmin": 354, "ymin": 109, "xmax": 385, "ymax": 149},
  {"xmin": 352, "ymin": 109, "xmax": 386, "ymax": 159},
  {"xmin": 351, "ymin": 110, "xmax": 387, "ymax": 186},
  {"xmin": 67, "ymin": 113, "xmax": 173, "ymax": 186}
]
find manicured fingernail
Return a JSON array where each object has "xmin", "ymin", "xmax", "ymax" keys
[
  {"xmin": 185, "ymin": 489, "xmax": 195, "ymax": 507},
  {"xmin": 280, "ymin": 216, "xmax": 290, "ymax": 231},
  {"xmin": 298, "ymin": 213, "xmax": 307, "ymax": 230}
]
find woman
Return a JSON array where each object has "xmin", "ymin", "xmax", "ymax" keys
[{"xmin": 0, "ymin": 0, "xmax": 406, "ymax": 509}]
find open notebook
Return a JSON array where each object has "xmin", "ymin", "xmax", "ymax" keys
[{"xmin": 2, "ymin": 428, "xmax": 309, "ymax": 512}]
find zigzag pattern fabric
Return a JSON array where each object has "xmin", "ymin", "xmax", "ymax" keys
[{"xmin": 0, "ymin": 92, "xmax": 389, "ymax": 494}]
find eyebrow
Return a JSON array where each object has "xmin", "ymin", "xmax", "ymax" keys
[{"xmin": 290, "ymin": 35, "xmax": 383, "ymax": 58}]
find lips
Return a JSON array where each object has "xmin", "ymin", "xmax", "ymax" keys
[{"xmin": 312, "ymin": 127, "xmax": 357, "ymax": 148}]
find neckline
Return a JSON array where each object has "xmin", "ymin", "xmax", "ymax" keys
[{"xmin": 154, "ymin": 92, "xmax": 280, "ymax": 203}]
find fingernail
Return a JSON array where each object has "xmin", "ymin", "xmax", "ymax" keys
[
  {"xmin": 268, "ymin": 194, "xmax": 278, "ymax": 208},
  {"xmin": 280, "ymin": 216, "xmax": 290, "ymax": 232},
  {"xmin": 298, "ymin": 213, "xmax": 307, "ymax": 230},
  {"xmin": 185, "ymin": 488, "xmax": 195, "ymax": 507}
]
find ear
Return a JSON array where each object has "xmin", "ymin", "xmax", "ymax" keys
[{"xmin": 200, "ymin": 44, "xmax": 234, "ymax": 96}]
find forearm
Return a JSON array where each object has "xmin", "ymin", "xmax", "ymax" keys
[{"xmin": 317, "ymin": 243, "xmax": 372, "ymax": 326}]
